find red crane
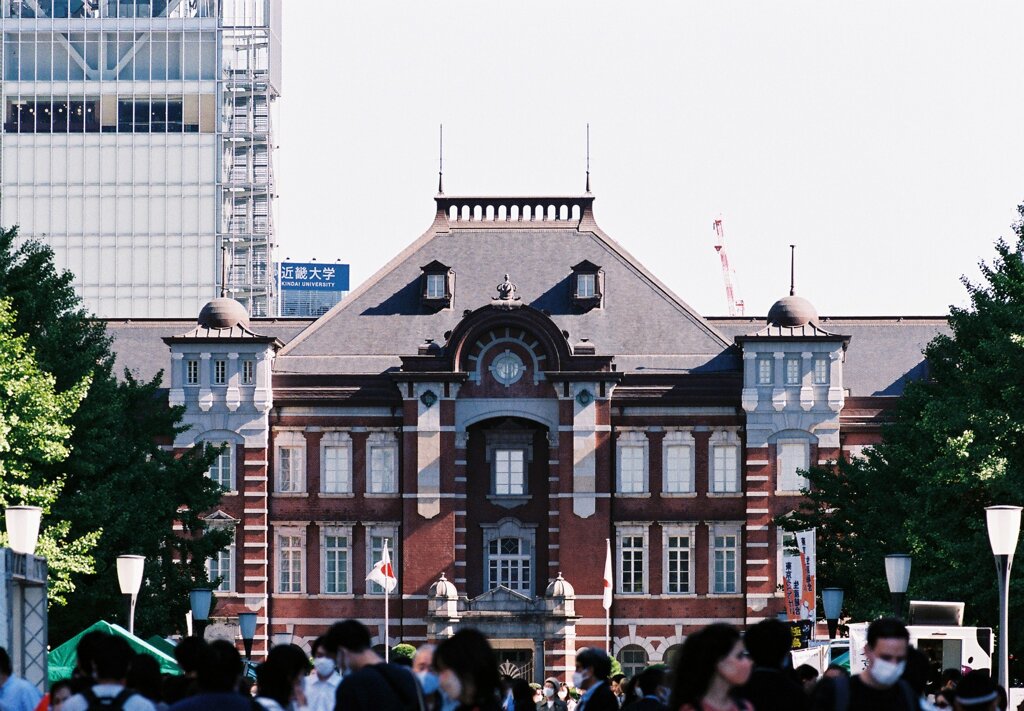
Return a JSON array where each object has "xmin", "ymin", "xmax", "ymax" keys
[{"xmin": 712, "ymin": 218, "xmax": 745, "ymax": 316}]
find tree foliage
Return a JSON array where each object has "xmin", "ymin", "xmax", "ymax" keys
[
  {"xmin": 783, "ymin": 204, "xmax": 1024, "ymax": 670},
  {"xmin": 0, "ymin": 226, "xmax": 230, "ymax": 641}
]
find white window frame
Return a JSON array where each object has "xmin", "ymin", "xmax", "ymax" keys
[
  {"xmin": 757, "ymin": 357, "xmax": 772, "ymax": 385},
  {"xmin": 813, "ymin": 357, "xmax": 829, "ymax": 385},
  {"xmin": 366, "ymin": 431, "xmax": 399, "ymax": 495},
  {"xmin": 482, "ymin": 518, "xmax": 537, "ymax": 595},
  {"xmin": 785, "ymin": 357, "xmax": 801, "ymax": 385},
  {"xmin": 709, "ymin": 522, "xmax": 742, "ymax": 595},
  {"xmin": 276, "ymin": 526, "xmax": 306, "ymax": 594},
  {"xmin": 776, "ymin": 439, "xmax": 810, "ymax": 493},
  {"xmin": 275, "ymin": 431, "xmax": 307, "ymax": 494},
  {"xmin": 485, "ymin": 430, "xmax": 533, "ymax": 500},
  {"xmin": 493, "ymin": 448, "xmax": 527, "ymax": 496},
  {"xmin": 577, "ymin": 272, "xmax": 596, "ymax": 298},
  {"xmin": 206, "ymin": 443, "xmax": 235, "ymax": 491},
  {"xmin": 213, "ymin": 358, "xmax": 227, "ymax": 385},
  {"xmin": 365, "ymin": 523, "xmax": 399, "ymax": 595},
  {"xmin": 662, "ymin": 430, "xmax": 695, "ymax": 494},
  {"xmin": 321, "ymin": 524, "xmax": 354, "ymax": 596},
  {"xmin": 617, "ymin": 645, "xmax": 649, "ymax": 680},
  {"xmin": 320, "ymin": 431, "xmax": 353, "ymax": 495},
  {"xmin": 425, "ymin": 272, "xmax": 447, "ymax": 299},
  {"xmin": 709, "ymin": 430, "xmax": 741, "ymax": 494},
  {"xmin": 616, "ymin": 430, "xmax": 649, "ymax": 494},
  {"xmin": 207, "ymin": 542, "xmax": 235, "ymax": 593},
  {"xmin": 663, "ymin": 524, "xmax": 696, "ymax": 595},
  {"xmin": 186, "ymin": 358, "xmax": 199, "ymax": 385},
  {"xmin": 241, "ymin": 359, "xmax": 255, "ymax": 385},
  {"xmin": 616, "ymin": 524, "xmax": 649, "ymax": 595}
]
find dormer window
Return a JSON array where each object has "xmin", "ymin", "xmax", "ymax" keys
[
  {"xmin": 570, "ymin": 260, "xmax": 603, "ymax": 310},
  {"xmin": 420, "ymin": 260, "xmax": 454, "ymax": 310}
]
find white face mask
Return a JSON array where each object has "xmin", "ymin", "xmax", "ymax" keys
[
  {"xmin": 543, "ymin": 687, "xmax": 555, "ymax": 698},
  {"xmin": 313, "ymin": 657, "xmax": 336, "ymax": 678},
  {"xmin": 558, "ymin": 690, "xmax": 568, "ymax": 700},
  {"xmin": 439, "ymin": 670, "xmax": 462, "ymax": 703},
  {"xmin": 572, "ymin": 671, "xmax": 587, "ymax": 689},
  {"xmin": 869, "ymin": 657, "xmax": 906, "ymax": 688}
]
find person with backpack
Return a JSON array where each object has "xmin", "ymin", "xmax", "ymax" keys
[
  {"xmin": 61, "ymin": 634, "xmax": 156, "ymax": 711},
  {"xmin": 324, "ymin": 620, "xmax": 424, "ymax": 711},
  {"xmin": 812, "ymin": 618, "xmax": 917, "ymax": 711}
]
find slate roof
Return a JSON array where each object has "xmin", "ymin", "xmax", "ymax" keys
[
  {"xmin": 277, "ymin": 196, "xmax": 738, "ymax": 375},
  {"xmin": 103, "ymin": 318, "xmax": 313, "ymax": 384},
  {"xmin": 707, "ymin": 316, "xmax": 950, "ymax": 397}
]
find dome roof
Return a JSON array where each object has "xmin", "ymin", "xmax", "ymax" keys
[
  {"xmin": 432, "ymin": 573, "xmax": 459, "ymax": 600},
  {"xmin": 198, "ymin": 298, "xmax": 250, "ymax": 330},
  {"xmin": 766, "ymin": 294, "xmax": 818, "ymax": 328},
  {"xmin": 545, "ymin": 572, "xmax": 575, "ymax": 598}
]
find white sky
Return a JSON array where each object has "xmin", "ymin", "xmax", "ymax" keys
[{"xmin": 275, "ymin": 2, "xmax": 1024, "ymax": 317}]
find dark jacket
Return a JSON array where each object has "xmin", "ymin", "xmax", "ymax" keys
[
  {"xmin": 577, "ymin": 682, "xmax": 619, "ymax": 711},
  {"xmin": 336, "ymin": 662, "xmax": 423, "ymax": 711},
  {"xmin": 740, "ymin": 667, "xmax": 811, "ymax": 711},
  {"xmin": 537, "ymin": 699, "xmax": 569, "ymax": 711},
  {"xmin": 625, "ymin": 698, "xmax": 667, "ymax": 711}
]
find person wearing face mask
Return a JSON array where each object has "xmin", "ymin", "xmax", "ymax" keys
[
  {"xmin": 558, "ymin": 683, "xmax": 577, "ymax": 711},
  {"xmin": 572, "ymin": 648, "xmax": 618, "ymax": 711},
  {"xmin": 812, "ymin": 618, "xmax": 918, "ymax": 711},
  {"xmin": 304, "ymin": 636, "xmax": 341, "ymax": 711},
  {"xmin": 415, "ymin": 644, "xmax": 456, "ymax": 711},
  {"xmin": 538, "ymin": 679, "xmax": 568, "ymax": 711},
  {"xmin": 434, "ymin": 629, "xmax": 502, "ymax": 711},
  {"xmin": 628, "ymin": 666, "xmax": 668, "ymax": 711},
  {"xmin": 324, "ymin": 620, "xmax": 425, "ymax": 711}
]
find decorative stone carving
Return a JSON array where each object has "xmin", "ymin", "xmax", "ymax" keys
[{"xmin": 492, "ymin": 274, "xmax": 523, "ymax": 310}]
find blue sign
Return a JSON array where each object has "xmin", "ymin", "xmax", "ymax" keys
[{"xmin": 279, "ymin": 262, "xmax": 349, "ymax": 292}]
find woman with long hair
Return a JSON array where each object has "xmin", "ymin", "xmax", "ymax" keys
[
  {"xmin": 668, "ymin": 624, "xmax": 753, "ymax": 711},
  {"xmin": 434, "ymin": 629, "xmax": 502, "ymax": 711}
]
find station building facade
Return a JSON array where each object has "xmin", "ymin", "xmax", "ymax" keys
[{"xmin": 108, "ymin": 192, "xmax": 947, "ymax": 680}]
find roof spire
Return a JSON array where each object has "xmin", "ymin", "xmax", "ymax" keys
[
  {"xmin": 585, "ymin": 123, "xmax": 591, "ymax": 194},
  {"xmin": 437, "ymin": 124, "xmax": 444, "ymax": 195},
  {"xmin": 789, "ymin": 244, "xmax": 796, "ymax": 296}
]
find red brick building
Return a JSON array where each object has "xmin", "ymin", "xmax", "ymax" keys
[{"xmin": 109, "ymin": 192, "xmax": 946, "ymax": 681}]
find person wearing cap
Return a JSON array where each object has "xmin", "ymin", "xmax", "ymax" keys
[
  {"xmin": 952, "ymin": 670, "xmax": 998, "ymax": 711},
  {"xmin": 539, "ymin": 678, "xmax": 569, "ymax": 711}
]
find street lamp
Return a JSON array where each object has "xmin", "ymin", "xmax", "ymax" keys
[
  {"xmin": 116, "ymin": 555, "xmax": 145, "ymax": 635},
  {"xmin": 986, "ymin": 505, "xmax": 1022, "ymax": 692},
  {"xmin": 5, "ymin": 506, "xmax": 42, "ymax": 556},
  {"xmin": 238, "ymin": 612, "xmax": 257, "ymax": 661},
  {"xmin": 189, "ymin": 588, "xmax": 213, "ymax": 640},
  {"xmin": 822, "ymin": 587, "xmax": 844, "ymax": 640},
  {"xmin": 884, "ymin": 554, "xmax": 912, "ymax": 619}
]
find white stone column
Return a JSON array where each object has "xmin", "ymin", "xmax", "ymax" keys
[
  {"xmin": 226, "ymin": 352, "xmax": 241, "ymax": 412},
  {"xmin": 741, "ymin": 351, "xmax": 758, "ymax": 412},
  {"xmin": 169, "ymin": 352, "xmax": 185, "ymax": 406},
  {"xmin": 414, "ymin": 382, "xmax": 442, "ymax": 519},
  {"xmin": 799, "ymin": 351, "xmax": 813, "ymax": 411},
  {"xmin": 572, "ymin": 382, "xmax": 598, "ymax": 518},
  {"xmin": 771, "ymin": 352, "xmax": 786, "ymax": 412},
  {"xmin": 198, "ymin": 353, "xmax": 213, "ymax": 411}
]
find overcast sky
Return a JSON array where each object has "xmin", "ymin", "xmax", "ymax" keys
[{"xmin": 274, "ymin": 2, "xmax": 1024, "ymax": 317}]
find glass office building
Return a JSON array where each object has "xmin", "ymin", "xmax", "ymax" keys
[{"xmin": 0, "ymin": 0, "xmax": 280, "ymax": 317}]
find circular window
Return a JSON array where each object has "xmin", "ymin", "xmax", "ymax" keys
[{"xmin": 490, "ymin": 351, "xmax": 525, "ymax": 386}]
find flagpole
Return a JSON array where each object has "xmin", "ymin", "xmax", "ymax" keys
[
  {"xmin": 384, "ymin": 541, "xmax": 390, "ymax": 663},
  {"xmin": 603, "ymin": 538, "xmax": 612, "ymax": 655}
]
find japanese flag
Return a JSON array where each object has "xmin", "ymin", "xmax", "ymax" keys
[
  {"xmin": 366, "ymin": 541, "xmax": 398, "ymax": 593},
  {"xmin": 602, "ymin": 538, "xmax": 613, "ymax": 610}
]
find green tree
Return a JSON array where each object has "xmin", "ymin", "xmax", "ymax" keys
[
  {"xmin": 783, "ymin": 204, "xmax": 1024, "ymax": 666},
  {"xmin": 0, "ymin": 297, "xmax": 96, "ymax": 603},
  {"xmin": 0, "ymin": 227, "xmax": 230, "ymax": 641}
]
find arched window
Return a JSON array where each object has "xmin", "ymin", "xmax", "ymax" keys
[
  {"xmin": 663, "ymin": 644, "xmax": 683, "ymax": 668},
  {"xmin": 617, "ymin": 645, "xmax": 648, "ymax": 679},
  {"xmin": 488, "ymin": 537, "xmax": 530, "ymax": 593}
]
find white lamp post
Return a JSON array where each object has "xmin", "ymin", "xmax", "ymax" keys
[
  {"xmin": 5, "ymin": 506, "xmax": 42, "ymax": 556},
  {"xmin": 986, "ymin": 505, "xmax": 1022, "ymax": 692},
  {"xmin": 116, "ymin": 555, "xmax": 145, "ymax": 635},
  {"xmin": 822, "ymin": 587, "xmax": 844, "ymax": 640},
  {"xmin": 238, "ymin": 612, "xmax": 257, "ymax": 661},
  {"xmin": 884, "ymin": 554, "xmax": 912, "ymax": 619},
  {"xmin": 189, "ymin": 588, "xmax": 213, "ymax": 640}
]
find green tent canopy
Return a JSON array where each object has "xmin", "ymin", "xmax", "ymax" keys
[
  {"xmin": 48, "ymin": 621, "xmax": 181, "ymax": 683},
  {"xmin": 145, "ymin": 635, "xmax": 177, "ymax": 659}
]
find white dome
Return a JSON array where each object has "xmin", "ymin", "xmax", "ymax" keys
[
  {"xmin": 432, "ymin": 572, "xmax": 458, "ymax": 600},
  {"xmin": 546, "ymin": 572, "xmax": 575, "ymax": 598}
]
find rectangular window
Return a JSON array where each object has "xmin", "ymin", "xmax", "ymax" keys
[
  {"xmin": 426, "ymin": 273, "xmax": 446, "ymax": 299},
  {"xmin": 186, "ymin": 359, "xmax": 199, "ymax": 385},
  {"xmin": 712, "ymin": 445, "xmax": 739, "ymax": 492},
  {"xmin": 487, "ymin": 537, "xmax": 531, "ymax": 593},
  {"xmin": 277, "ymin": 447, "xmax": 304, "ymax": 493},
  {"xmin": 577, "ymin": 273, "xmax": 596, "ymax": 298},
  {"xmin": 207, "ymin": 447, "xmax": 233, "ymax": 490},
  {"xmin": 278, "ymin": 534, "xmax": 303, "ymax": 593},
  {"xmin": 785, "ymin": 358, "xmax": 801, "ymax": 385},
  {"xmin": 207, "ymin": 546, "xmax": 233, "ymax": 592},
  {"xmin": 242, "ymin": 359, "xmax": 255, "ymax": 385},
  {"xmin": 664, "ymin": 444, "xmax": 693, "ymax": 493},
  {"xmin": 323, "ymin": 445, "xmax": 352, "ymax": 494},
  {"xmin": 494, "ymin": 449, "xmax": 526, "ymax": 496},
  {"xmin": 777, "ymin": 442, "xmax": 810, "ymax": 492},
  {"xmin": 618, "ymin": 446, "xmax": 646, "ymax": 493},
  {"xmin": 214, "ymin": 359, "xmax": 227, "ymax": 385},
  {"xmin": 813, "ymin": 358, "xmax": 829, "ymax": 385},
  {"xmin": 323, "ymin": 533, "xmax": 349, "ymax": 594},
  {"xmin": 368, "ymin": 445, "xmax": 397, "ymax": 494},
  {"xmin": 666, "ymin": 535, "xmax": 692, "ymax": 594},
  {"xmin": 620, "ymin": 535, "xmax": 645, "ymax": 594},
  {"xmin": 757, "ymin": 358, "xmax": 772, "ymax": 385},
  {"xmin": 368, "ymin": 534, "xmax": 398, "ymax": 594},
  {"xmin": 714, "ymin": 533, "xmax": 739, "ymax": 593}
]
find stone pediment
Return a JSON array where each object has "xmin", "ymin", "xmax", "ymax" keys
[{"xmin": 468, "ymin": 585, "xmax": 534, "ymax": 611}]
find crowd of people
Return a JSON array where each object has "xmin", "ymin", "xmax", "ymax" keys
[{"xmin": 0, "ymin": 617, "xmax": 1012, "ymax": 711}]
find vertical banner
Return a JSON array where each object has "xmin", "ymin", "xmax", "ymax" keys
[{"xmin": 784, "ymin": 529, "xmax": 816, "ymax": 622}]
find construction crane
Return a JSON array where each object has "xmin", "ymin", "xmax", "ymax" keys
[{"xmin": 712, "ymin": 218, "xmax": 745, "ymax": 316}]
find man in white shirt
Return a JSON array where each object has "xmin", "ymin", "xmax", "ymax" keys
[
  {"xmin": 304, "ymin": 635, "xmax": 341, "ymax": 711},
  {"xmin": 61, "ymin": 634, "xmax": 156, "ymax": 711}
]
